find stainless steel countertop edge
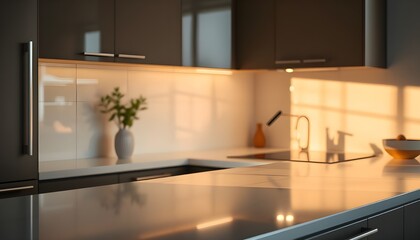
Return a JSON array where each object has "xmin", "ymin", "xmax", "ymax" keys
[{"xmin": 249, "ymin": 189, "xmax": 420, "ymax": 240}]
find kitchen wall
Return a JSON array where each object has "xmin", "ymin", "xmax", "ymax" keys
[
  {"xmin": 39, "ymin": 63, "xmax": 255, "ymax": 161},
  {"xmin": 255, "ymin": 0, "xmax": 420, "ymax": 153}
]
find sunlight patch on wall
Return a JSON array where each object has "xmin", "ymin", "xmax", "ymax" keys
[
  {"xmin": 290, "ymin": 77, "xmax": 398, "ymax": 152},
  {"xmin": 404, "ymin": 86, "xmax": 420, "ymax": 136}
]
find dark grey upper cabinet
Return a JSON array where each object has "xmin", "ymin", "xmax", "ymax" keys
[
  {"xmin": 40, "ymin": 0, "xmax": 181, "ymax": 65},
  {"xmin": 404, "ymin": 200, "xmax": 420, "ymax": 240},
  {"xmin": 182, "ymin": 0, "xmax": 233, "ymax": 68},
  {"xmin": 39, "ymin": 0, "xmax": 115, "ymax": 62},
  {"xmin": 236, "ymin": 0, "xmax": 276, "ymax": 69},
  {"xmin": 0, "ymin": 0, "xmax": 38, "ymax": 198},
  {"xmin": 275, "ymin": 0, "xmax": 386, "ymax": 69},
  {"xmin": 237, "ymin": 0, "xmax": 386, "ymax": 70},
  {"xmin": 115, "ymin": 0, "xmax": 182, "ymax": 65}
]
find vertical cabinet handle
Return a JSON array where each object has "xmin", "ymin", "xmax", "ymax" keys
[{"xmin": 23, "ymin": 41, "xmax": 34, "ymax": 156}]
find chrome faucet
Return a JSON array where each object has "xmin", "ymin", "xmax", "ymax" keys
[{"xmin": 266, "ymin": 110, "xmax": 310, "ymax": 151}]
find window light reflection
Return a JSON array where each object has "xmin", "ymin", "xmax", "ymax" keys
[
  {"xmin": 276, "ymin": 214, "xmax": 294, "ymax": 223},
  {"xmin": 196, "ymin": 217, "xmax": 233, "ymax": 230}
]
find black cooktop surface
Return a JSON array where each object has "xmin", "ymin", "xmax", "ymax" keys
[{"xmin": 229, "ymin": 151, "xmax": 376, "ymax": 164}]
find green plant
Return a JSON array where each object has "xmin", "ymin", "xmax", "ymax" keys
[{"xmin": 99, "ymin": 87, "xmax": 147, "ymax": 129}]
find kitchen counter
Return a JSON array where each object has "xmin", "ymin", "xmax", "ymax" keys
[
  {"xmin": 5, "ymin": 148, "xmax": 420, "ymax": 239},
  {"xmin": 39, "ymin": 148, "xmax": 282, "ymax": 180}
]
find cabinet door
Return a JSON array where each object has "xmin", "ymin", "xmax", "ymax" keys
[
  {"xmin": 119, "ymin": 167, "xmax": 188, "ymax": 183},
  {"xmin": 275, "ymin": 0, "xmax": 364, "ymax": 68},
  {"xmin": 182, "ymin": 0, "xmax": 233, "ymax": 68},
  {"xmin": 303, "ymin": 219, "xmax": 368, "ymax": 240},
  {"xmin": 39, "ymin": 0, "xmax": 115, "ymax": 62},
  {"xmin": 119, "ymin": 166, "xmax": 222, "ymax": 183},
  {"xmin": 404, "ymin": 200, "xmax": 420, "ymax": 240},
  {"xmin": 0, "ymin": 196, "xmax": 36, "ymax": 239},
  {"xmin": 115, "ymin": 0, "xmax": 181, "ymax": 65},
  {"xmin": 236, "ymin": 0, "xmax": 276, "ymax": 69},
  {"xmin": 0, "ymin": 0, "xmax": 38, "ymax": 185},
  {"xmin": 367, "ymin": 207, "xmax": 404, "ymax": 240},
  {"xmin": 39, "ymin": 174, "xmax": 119, "ymax": 194}
]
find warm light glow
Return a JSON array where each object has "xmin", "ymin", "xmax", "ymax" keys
[
  {"xmin": 195, "ymin": 68, "xmax": 233, "ymax": 75},
  {"xmin": 404, "ymin": 86, "xmax": 420, "ymax": 135},
  {"xmin": 276, "ymin": 214, "xmax": 285, "ymax": 222},
  {"xmin": 285, "ymin": 215, "xmax": 294, "ymax": 222},
  {"xmin": 289, "ymin": 85, "xmax": 295, "ymax": 92},
  {"xmin": 290, "ymin": 77, "xmax": 398, "ymax": 151},
  {"xmin": 285, "ymin": 68, "xmax": 294, "ymax": 73},
  {"xmin": 138, "ymin": 225, "xmax": 192, "ymax": 239},
  {"xmin": 196, "ymin": 217, "xmax": 233, "ymax": 230},
  {"xmin": 276, "ymin": 214, "xmax": 294, "ymax": 223},
  {"xmin": 53, "ymin": 121, "xmax": 73, "ymax": 133}
]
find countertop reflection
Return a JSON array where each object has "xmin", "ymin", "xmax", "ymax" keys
[
  {"xmin": 5, "ymin": 149, "xmax": 420, "ymax": 240},
  {"xmin": 37, "ymin": 182, "xmax": 415, "ymax": 240}
]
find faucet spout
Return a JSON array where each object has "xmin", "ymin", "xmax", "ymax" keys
[{"xmin": 266, "ymin": 110, "xmax": 310, "ymax": 151}]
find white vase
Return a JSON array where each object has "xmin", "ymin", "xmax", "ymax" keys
[{"xmin": 115, "ymin": 128, "xmax": 134, "ymax": 160}]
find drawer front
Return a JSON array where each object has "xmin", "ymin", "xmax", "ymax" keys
[
  {"xmin": 404, "ymin": 200, "xmax": 420, "ymax": 240},
  {"xmin": 0, "ymin": 180, "xmax": 38, "ymax": 199},
  {"xmin": 303, "ymin": 219, "xmax": 368, "ymax": 240},
  {"xmin": 118, "ymin": 166, "xmax": 223, "ymax": 183},
  {"xmin": 119, "ymin": 167, "xmax": 188, "ymax": 183},
  {"xmin": 39, "ymin": 174, "xmax": 118, "ymax": 194},
  {"xmin": 367, "ymin": 207, "xmax": 404, "ymax": 240}
]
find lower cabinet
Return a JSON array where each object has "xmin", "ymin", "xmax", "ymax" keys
[
  {"xmin": 367, "ymin": 207, "xmax": 404, "ymax": 240},
  {"xmin": 404, "ymin": 200, "xmax": 420, "ymax": 240},
  {"xmin": 39, "ymin": 174, "xmax": 119, "ymax": 194},
  {"xmin": 303, "ymin": 206, "xmax": 405, "ymax": 240},
  {"xmin": 303, "ymin": 219, "xmax": 368, "ymax": 240},
  {"xmin": 119, "ymin": 166, "xmax": 220, "ymax": 183},
  {"xmin": 39, "ymin": 165, "xmax": 222, "ymax": 193}
]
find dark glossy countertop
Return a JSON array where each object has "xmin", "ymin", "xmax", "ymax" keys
[
  {"xmin": 37, "ymin": 182, "xmax": 419, "ymax": 240},
  {"xmin": 3, "ymin": 150, "xmax": 420, "ymax": 240}
]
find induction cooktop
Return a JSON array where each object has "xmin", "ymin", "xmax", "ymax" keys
[{"xmin": 228, "ymin": 151, "xmax": 376, "ymax": 164}]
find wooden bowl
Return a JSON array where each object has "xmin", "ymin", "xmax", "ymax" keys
[{"xmin": 383, "ymin": 139, "xmax": 420, "ymax": 159}]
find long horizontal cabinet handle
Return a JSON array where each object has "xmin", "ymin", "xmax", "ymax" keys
[
  {"xmin": 0, "ymin": 185, "xmax": 34, "ymax": 193},
  {"xmin": 134, "ymin": 173, "xmax": 172, "ymax": 181},
  {"xmin": 275, "ymin": 58, "xmax": 327, "ymax": 64},
  {"xmin": 302, "ymin": 58, "xmax": 327, "ymax": 63},
  {"xmin": 117, "ymin": 54, "xmax": 146, "ymax": 60},
  {"xmin": 347, "ymin": 228, "xmax": 378, "ymax": 240},
  {"xmin": 275, "ymin": 59, "xmax": 301, "ymax": 64},
  {"xmin": 83, "ymin": 52, "xmax": 115, "ymax": 57}
]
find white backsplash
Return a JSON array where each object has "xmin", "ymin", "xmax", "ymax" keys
[
  {"xmin": 39, "ymin": 62, "xmax": 255, "ymax": 161},
  {"xmin": 254, "ymin": 68, "xmax": 420, "ymax": 153}
]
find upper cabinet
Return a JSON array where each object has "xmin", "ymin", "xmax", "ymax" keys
[
  {"xmin": 236, "ymin": 0, "xmax": 276, "ymax": 69},
  {"xmin": 182, "ymin": 0, "xmax": 233, "ymax": 68},
  {"xmin": 40, "ymin": 0, "xmax": 385, "ymax": 70},
  {"xmin": 236, "ymin": 0, "xmax": 386, "ymax": 69},
  {"xmin": 39, "ymin": 0, "xmax": 115, "ymax": 62},
  {"xmin": 115, "ymin": 0, "xmax": 181, "ymax": 65},
  {"xmin": 39, "ymin": 0, "xmax": 181, "ymax": 66}
]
